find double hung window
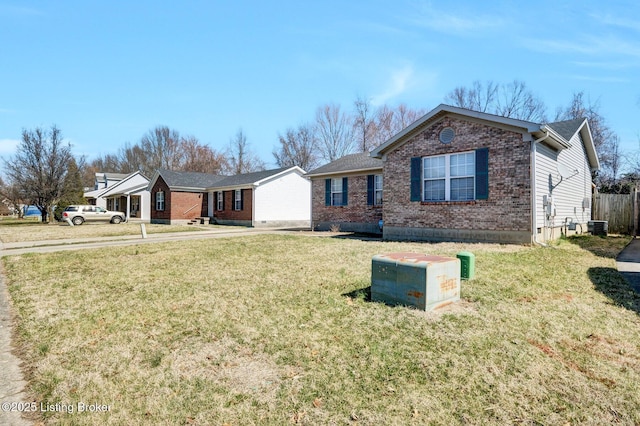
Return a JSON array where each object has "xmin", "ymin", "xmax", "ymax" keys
[
  {"xmin": 156, "ymin": 191, "xmax": 165, "ymax": 211},
  {"xmin": 423, "ymin": 152, "xmax": 475, "ymax": 201}
]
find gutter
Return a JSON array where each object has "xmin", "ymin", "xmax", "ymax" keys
[{"xmin": 531, "ymin": 131, "xmax": 550, "ymax": 246}]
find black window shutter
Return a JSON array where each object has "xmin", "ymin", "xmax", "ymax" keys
[
  {"xmin": 410, "ymin": 157, "xmax": 422, "ymax": 202},
  {"xmin": 475, "ymin": 148, "xmax": 489, "ymax": 200},
  {"xmin": 240, "ymin": 190, "xmax": 244, "ymax": 211},
  {"xmin": 325, "ymin": 179, "xmax": 331, "ymax": 206},
  {"xmin": 342, "ymin": 177, "xmax": 348, "ymax": 206},
  {"xmin": 367, "ymin": 175, "xmax": 374, "ymax": 205},
  {"xmin": 222, "ymin": 191, "xmax": 225, "ymax": 211}
]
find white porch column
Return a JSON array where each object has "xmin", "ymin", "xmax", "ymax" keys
[{"xmin": 126, "ymin": 194, "xmax": 131, "ymax": 222}]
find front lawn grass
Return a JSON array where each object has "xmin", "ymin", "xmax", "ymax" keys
[
  {"xmin": 0, "ymin": 222, "xmax": 210, "ymax": 244},
  {"xmin": 4, "ymin": 234, "xmax": 640, "ymax": 425}
]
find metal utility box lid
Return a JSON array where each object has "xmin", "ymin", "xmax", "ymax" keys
[{"xmin": 371, "ymin": 253, "xmax": 460, "ymax": 311}]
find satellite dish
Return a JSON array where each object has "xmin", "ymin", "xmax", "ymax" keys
[{"xmin": 556, "ymin": 163, "xmax": 578, "ymax": 179}]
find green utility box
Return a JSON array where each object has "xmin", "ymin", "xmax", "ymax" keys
[
  {"xmin": 456, "ymin": 251, "xmax": 475, "ymax": 280},
  {"xmin": 371, "ymin": 252, "xmax": 460, "ymax": 311}
]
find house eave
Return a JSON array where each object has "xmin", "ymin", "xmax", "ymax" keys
[
  {"xmin": 306, "ymin": 166, "xmax": 384, "ymax": 179},
  {"xmin": 371, "ymin": 104, "xmax": 541, "ymax": 158},
  {"xmin": 538, "ymin": 125, "xmax": 572, "ymax": 150}
]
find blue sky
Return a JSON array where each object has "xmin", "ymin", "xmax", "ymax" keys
[{"xmin": 1, "ymin": 0, "xmax": 639, "ymax": 170}]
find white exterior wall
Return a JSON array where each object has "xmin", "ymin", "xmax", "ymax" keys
[
  {"xmin": 100, "ymin": 173, "xmax": 151, "ymax": 221},
  {"xmin": 138, "ymin": 190, "xmax": 151, "ymax": 222},
  {"xmin": 534, "ymin": 133, "xmax": 593, "ymax": 238},
  {"xmin": 94, "ymin": 197, "xmax": 107, "ymax": 209},
  {"xmin": 253, "ymin": 172, "xmax": 311, "ymax": 226}
]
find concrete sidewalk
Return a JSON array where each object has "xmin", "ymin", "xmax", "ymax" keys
[
  {"xmin": 0, "ymin": 274, "xmax": 32, "ymax": 426},
  {"xmin": 616, "ymin": 237, "xmax": 640, "ymax": 294},
  {"xmin": 0, "ymin": 227, "xmax": 308, "ymax": 257}
]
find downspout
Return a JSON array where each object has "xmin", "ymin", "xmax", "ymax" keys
[{"xmin": 531, "ymin": 131, "xmax": 550, "ymax": 246}]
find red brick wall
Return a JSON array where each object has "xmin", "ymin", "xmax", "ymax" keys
[
  {"xmin": 150, "ymin": 176, "xmax": 208, "ymax": 223},
  {"xmin": 384, "ymin": 117, "xmax": 532, "ymax": 232},
  {"xmin": 151, "ymin": 177, "xmax": 171, "ymax": 222},
  {"xmin": 169, "ymin": 191, "xmax": 207, "ymax": 220},
  {"xmin": 311, "ymin": 174, "xmax": 383, "ymax": 229},
  {"xmin": 213, "ymin": 189, "xmax": 253, "ymax": 222}
]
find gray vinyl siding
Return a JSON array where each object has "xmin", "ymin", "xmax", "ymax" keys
[
  {"xmin": 535, "ymin": 133, "xmax": 593, "ymax": 231},
  {"xmin": 535, "ymin": 143, "xmax": 557, "ymax": 229}
]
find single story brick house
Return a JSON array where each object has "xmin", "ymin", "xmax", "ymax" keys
[
  {"xmin": 310, "ymin": 104, "xmax": 599, "ymax": 244},
  {"xmin": 148, "ymin": 166, "xmax": 310, "ymax": 227},
  {"xmin": 370, "ymin": 104, "xmax": 599, "ymax": 244},
  {"xmin": 306, "ymin": 153, "xmax": 384, "ymax": 234},
  {"xmin": 84, "ymin": 171, "xmax": 151, "ymax": 221},
  {"xmin": 148, "ymin": 169, "xmax": 226, "ymax": 224}
]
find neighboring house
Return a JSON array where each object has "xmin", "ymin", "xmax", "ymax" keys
[
  {"xmin": 208, "ymin": 167, "xmax": 310, "ymax": 227},
  {"xmin": 306, "ymin": 153, "xmax": 384, "ymax": 234},
  {"xmin": 93, "ymin": 172, "xmax": 129, "ymax": 190},
  {"xmin": 366, "ymin": 104, "xmax": 599, "ymax": 244},
  {"xmin": 148, "ymin": 166, "xmax": 311, "ymax": 227},
  {"xmin": 148, "ymin": 169, "xmax": 225, "ymax": 225},
  {"xmin": 84, "ymin": 171, "xmax": 151, "ymax": 221}
]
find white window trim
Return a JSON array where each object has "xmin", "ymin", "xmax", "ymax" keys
[
  {"xmin": 374, "ymin": 174, "xmax": 383, "ymax": 205},
  {"xmin": 217, "ymin": 191, "xmax": 223, "ymax": 211},
  {"xmin": 234, "ymin": 189, "xmax": 242, "ymax": 211},
  {"xmin": 331, "ymin": 178, "xmax": 343, "ymax": 206},
  {"xmin": 423, "ymin": 152, "xmax": 475, "ymax": 202},
  {"xmin": 156, "ymin": 191, "xmax": 165, "ymax": 211}
]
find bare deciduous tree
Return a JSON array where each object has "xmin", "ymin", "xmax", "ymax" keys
[
  {"xmin": 182, "ymin": 136, "xmax": 228, "ymax": 175},
  {"xmin": 555, "ymin": 92, "xmax": 619, "ymax": 189},
  {"xmin": 315, "ymin": 103, "xmax": 354, "ymax": 162},
  {"xmin": 496, "ymin": 80, "xmax": 547, "ymax": 122},
  {"xmin": 0, "ymin": 177, "xmax": 27, "ymax": 217},
  {"xmin": 446, "ymin": 80, "xmax": 498, "ymax": 113},
  {"xmin": 445, "ymin": 80, "xmax": 546, "ymax": 122},
  {"xmin": 273, "ymin": 124, "xmax": 319, "ymax": 171},
  {"xmin": 89, "ymin": 127, "xmax": 230, "ymax": 177},
  {"xmin": 371, "ymin": 103, "xmax": 425, "ymax": 147},
  {"xmin": 139, "ymin": 126, "xmax": 184, "ymax": 174},
  {"xmin": 3, "ymin": 125, "xmax": 74, "ymax": 222},
  {"xmin": 224, "ymin": 128, "xmax": 265, "ymax": 175},
  {"xmin": 353, "ymin": 95, "xmax": 377, "ymax": 152}
]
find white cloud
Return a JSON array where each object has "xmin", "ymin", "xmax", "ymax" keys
[
  {"xmin": 523, "ymin": 34, "xmax": 640, "ymax": 59},
  {"xmin": 371, "ymin": 66, "xmax": 415, "ymax": 105},
  {"xmin": 570, "ymin": 75, "xmax": 629, "ymax": 83},
  {"xmin": 593, "ymin": 13, "xmax": 640, "ymax": 32},
  {"xmin": 408, "ymin": 3, "xmax": 505, "ymax": 36},
  {"xmin": 0, "ymin": 139, "xmax": 19, "ymax": 156},
  {"xmin": 0, "ymin": 5, "xmax": 43, "ymax": 17}
]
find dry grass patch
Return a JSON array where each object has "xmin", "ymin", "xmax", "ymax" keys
[
  {"xmin": 0, "ymin": 222, "xmax": 207, "ymax": 243},
  {"xmin": 3, "ymin": 234, "xmax": 640, "ymax": 425}
]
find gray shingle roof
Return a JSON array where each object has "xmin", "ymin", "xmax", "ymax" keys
[
  {"xmin": 157, "ymin": 167, "xmax": 298, "ymax": 190},
  {"xmin": 158, "ymin": 169, "xmax": 227, "ymax": 189},
  {"xmin": 306, "ymin": 153, "xmax": 383, "ymax": 176},
  {"xmin": 546, "ymin": 118, "xmax": 586, "ymax": 141},
  {"xmin": 212, "ymin": 167, "xmax": 290, "ymax": 188}
]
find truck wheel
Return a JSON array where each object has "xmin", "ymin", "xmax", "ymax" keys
[{"xmin": 111, "ymin": 216, "xmax": 123, "ymax": 224}]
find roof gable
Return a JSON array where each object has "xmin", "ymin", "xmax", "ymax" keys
[
  {"xmin": 546, "ymin": 118, "xmax": 599, "ymax": 170},
  {"xmin": 371, "ymin": 104, "xmax": 542, "ymax": 158},
  {"xmin": 546, "ymin": 118, "xmax": 585, "ymax": 141}
]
